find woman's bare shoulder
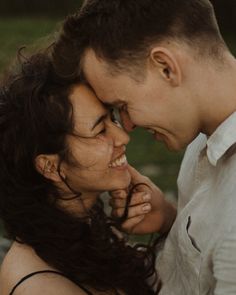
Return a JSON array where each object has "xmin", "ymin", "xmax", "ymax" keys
[
  {"xmin": 0, "ymin": 242, "xmax": 88, "ymax": 295},
  {"xmin": 0, "ymin": 241, "xmax": 50, "ymax": 280}
]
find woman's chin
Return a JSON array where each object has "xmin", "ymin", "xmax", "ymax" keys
[{"xmin": 109, "ymin": 172, "xmax": 131, "ymax": 191}]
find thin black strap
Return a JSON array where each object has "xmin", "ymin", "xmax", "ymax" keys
[{"xmin": 9, "ymin": 270, "xmax": 93, "ymax": 295}]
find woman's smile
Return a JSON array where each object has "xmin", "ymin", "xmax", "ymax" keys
[
  {"xmin": 108, "ymin": 153, "xmax": 128, "ymax": 169},
  {"xmin": 60, "ymin": 84, "xmax": 131, "ymax": 196}
]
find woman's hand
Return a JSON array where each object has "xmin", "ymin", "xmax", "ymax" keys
[{"xmin": 109, "ymin": 165, "xmax": 177, "ymax": 234}]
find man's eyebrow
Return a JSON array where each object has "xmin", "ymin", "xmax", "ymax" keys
[{"xmin": 91, "ymin": 113, "xmax": 108, "ymax": 130}]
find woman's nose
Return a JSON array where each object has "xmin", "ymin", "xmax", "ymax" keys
[{"xmin": 112, "ymin": 124, "xmax": 130, "ymax": 147}]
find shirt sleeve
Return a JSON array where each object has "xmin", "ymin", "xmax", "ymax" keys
[{"xmin": 213, "ymin": 228, "xmax": 236, "ymax": 295}]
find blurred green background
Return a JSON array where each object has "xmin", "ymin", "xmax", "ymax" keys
[{"xmin": 0, "ymin": 1, "xmax": 236, "ymax": 248}]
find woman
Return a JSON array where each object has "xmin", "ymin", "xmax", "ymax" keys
[{"xmin": 0, "ymin": 52, "xmax": 159, "ymax": 295}]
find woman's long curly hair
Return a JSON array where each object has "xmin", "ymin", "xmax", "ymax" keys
[{"xmin": 0, "ymin": 51, "xmax": 160, "ymax": 295}]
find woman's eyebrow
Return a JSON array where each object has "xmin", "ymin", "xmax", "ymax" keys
[{"xmin": 91, "ymin": 113, "xmax": 108, "ymax": 130}]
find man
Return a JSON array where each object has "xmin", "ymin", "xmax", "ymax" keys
[{"xmin": 52, "ymin": 0, "xmax": 236, "ymax": 294}]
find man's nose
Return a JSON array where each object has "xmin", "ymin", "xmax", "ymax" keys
[{"xmin": 119, "ymin": 109, "xmax": 136, "ymax": 132}]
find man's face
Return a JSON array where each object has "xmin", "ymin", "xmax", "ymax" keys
[{"xmin": 82, "ymin": 49, "xmax": 200, "ymax": 151}]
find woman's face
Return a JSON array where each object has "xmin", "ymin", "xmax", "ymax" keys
[{"xmin": 61, "ymin": 84, "xmax": 131, "ymax": 196}]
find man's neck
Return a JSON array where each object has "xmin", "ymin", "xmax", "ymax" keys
[{"xmin": 199, "ymin": 53, "xmax": 236, "ymax": 136}]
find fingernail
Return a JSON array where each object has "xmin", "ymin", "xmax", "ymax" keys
[
  {"xmin": 142, "ymin": 204, "xmax": 151, "ymax": 212},
  {"xmin": 143, "ymin": 193, "xmax": 151, "ymax": 202},
  {"xmin": 113, "ymin": 191, "xmax": 123, "ymax": 197}
]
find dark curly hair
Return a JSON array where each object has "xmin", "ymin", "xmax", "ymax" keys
[{"xmin": 0, "ymin": 51, "xmax": 160, "ymax": 295}]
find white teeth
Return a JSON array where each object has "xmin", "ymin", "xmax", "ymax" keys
[{"xmin": 109, "ymin": 154, "xmax": 128, "ymax": 168}]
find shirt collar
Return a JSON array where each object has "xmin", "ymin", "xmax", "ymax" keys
[{"xmin": 206, "ymin": 111, "xmax": 236, "ymax": 166}]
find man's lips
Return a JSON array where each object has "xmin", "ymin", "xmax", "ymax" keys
[{"xmin": 146, "ymin": 128, "xmax": 164, "ymax": 141}]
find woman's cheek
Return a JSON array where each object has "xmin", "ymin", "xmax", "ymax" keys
[
  {"xmin": 96, "ymin": 135, "xmax": 114, "ymax": 157},
  {"xmin": 76, "ymin": 137, "xmax": 114, "ymax": 168}
]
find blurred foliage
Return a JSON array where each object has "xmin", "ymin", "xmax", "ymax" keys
[
  {"xmin": 0, "ymin": 1, "xmax": 235, "ymax": 33},
  {"xmin": 0, "ymin": 0, "xmax": 83, "ymax": 16},
  {"xmin": 127, "ymin": 129, "xmax": 184, "ymax": 194},
  {"xmin": 0, "ymin": 18, "xmax": 60, "ymax": 70}
]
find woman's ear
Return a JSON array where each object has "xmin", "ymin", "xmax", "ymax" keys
[
  {"xmin": 35, "ymin": 154, "xmax": 65, "ymax": 182},
  {"xmin": 149, "ymin": 47, "xmax": 182, "ymax": 86}
]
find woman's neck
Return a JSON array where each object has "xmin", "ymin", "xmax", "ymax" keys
[{"xmin": 57, "ymin": 191, "xmax": 100, "ymax": 217}]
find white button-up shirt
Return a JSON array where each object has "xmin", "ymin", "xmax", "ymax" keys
[{"xmin": 157, "ymin": 111, "xmax": 236, "ymax": 295}]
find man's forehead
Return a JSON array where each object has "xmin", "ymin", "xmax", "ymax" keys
[
  {"xmin": 77, "ymin": 75, "xmax": 121, "ymax": 108},
  {"xmin": 82, "ymin": 49, "xmax": 127, "ymax": 107},
  {"xmin": 82, "ymin": 49, "xmax": 107, "ymax": 77},
  {"xmin": 94, "ymin": 90, "xmax": 124, "ymax": 106},
  {"xmin": 82, "ymin": 51, "xmax": 108, "ymax": 89}
]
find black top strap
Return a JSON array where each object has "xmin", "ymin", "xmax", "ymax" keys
[{"xmin": 9, "ymin": 270, "xmax": 93, "ymax": 295}]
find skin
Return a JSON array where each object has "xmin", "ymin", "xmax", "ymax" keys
[
  {"xmin": 82, "ymin": 45, "xmax": 201, "ymax": 152},
  {"xmin": 0, "ymin": 241, "xmax": 126, "ymax": 295},
  {"xmin": 82, "ymin": 44, "xmax": 236, "ymax": 150},
  {"xmin": 82, "ymin": 40, "xmax": 236, "ymax": 233},
  {"xmin": 36, "ymin": 84, "xmax": 133, "ymax": 215},
  {"xmin": 0, "ymin": 85, "xmax": 135, "ymax": 295}
]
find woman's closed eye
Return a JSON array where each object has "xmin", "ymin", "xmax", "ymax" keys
[
  {"xmin": 97, "ymin": 127, "xmax": 106, "ymax": 135},
  {"xmin": 96, "ymin": 109, "xmax": 121, "ymax": 136}
]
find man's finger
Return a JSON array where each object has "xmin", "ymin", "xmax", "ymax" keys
[
  {"xmin": 109, "ymin": 189, "xmax": 128, "ymax": 198},
  {"xmin": 112, "ymin": 202, "xmax": 151, "ymax": 218},
  {"xmin": 127, "ymin": 165, "xmax": 146, "ymax": 185},
  {"xmin": 127, "ymin": 165, "xmax": 152, "ymax": 192},
  {"xmin": 121, "ymin": 215, "xmax": 146, "ymax": 233},
  {"xmin": 110, "ymin": 191, "xmax": 151, "ymax": 209},
  {"xmin": 122, "ymin": 212, "xmax": 164, "ymax": 235}
]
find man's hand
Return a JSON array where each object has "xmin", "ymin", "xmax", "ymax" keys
[{"xmin": 109, "ymin": 165, "xmax": 177, "ymax": 234}]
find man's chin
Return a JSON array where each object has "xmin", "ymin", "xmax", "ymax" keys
[{"xmin": 163, "ymin": 139, "xmax": 186, "ymax": 152}]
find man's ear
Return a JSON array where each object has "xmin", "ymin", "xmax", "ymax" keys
[
  {"xmin": 149, "ymin": 47, "xmax": 182, "ymax": 86},
  {"xmin": 35, "ymin": 154, "xmax": 65, "ymax": 183}
]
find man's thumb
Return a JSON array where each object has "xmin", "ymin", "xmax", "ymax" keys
[{"xmin": 127, "ymin": 165, "xmax": 146, "ymax": 185}]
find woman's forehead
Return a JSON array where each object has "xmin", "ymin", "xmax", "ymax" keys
[{"xmin": 69, "ymin": 84, "xmax": 107, "ymax": 131}]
